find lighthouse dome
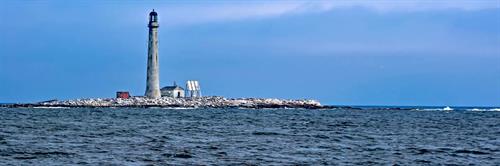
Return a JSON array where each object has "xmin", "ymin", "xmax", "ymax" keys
[{"xmin": 149, "ymin": 10, "xmax": 158, "ymax": 16}]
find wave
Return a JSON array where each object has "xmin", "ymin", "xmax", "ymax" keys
[
  {"xmin": 160, "ymin": 107, "xmax": 198, "ymax": 110},
  {"xmin": 416, "ymin": 106, "xmax": 454, "ymax": 112},
  {"xmin": 467, "ymin": 108, "xmax": 500, "ymax": 112},
  {"xmin": 33, "ymin": 106, "xmax": 69, "ymax": 109},
  {"xmin": 414, "ymin": 107, "xmax": 500, "ymax": 112}
]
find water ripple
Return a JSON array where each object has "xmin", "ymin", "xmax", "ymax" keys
[{"xmin": 0, "ymin": 108, "xmax": 498, "ymax": 165}]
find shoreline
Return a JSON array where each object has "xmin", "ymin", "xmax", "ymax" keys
[{"xmin": 0, "ymin": 96, "xmax": 347, "ymax": 110}]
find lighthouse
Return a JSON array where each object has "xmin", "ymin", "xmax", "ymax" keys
[{"xmin": 145, "ymin": 10, "xmax": 161, "ymax": 98}]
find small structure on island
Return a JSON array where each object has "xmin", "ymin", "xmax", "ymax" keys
[
  {"xmin": 186, "ymin": 80, "xmax": 202, "ymax": 98},
  {"xmin": 161, "ymin": 82, "xmax": 185, "ymax": 98},
  {"xmin": 116, "ymin": 91, "xmax": 130, "ymax": 99}
]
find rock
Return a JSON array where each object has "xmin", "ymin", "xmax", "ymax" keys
[{"xmin": 6, "ymin": 96, "xmax": 330, "ymax": 109}]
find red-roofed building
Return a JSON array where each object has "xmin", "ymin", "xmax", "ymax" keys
[{"xmin": 116, "ymin": 91, "xmax": 130, "ymax": 99}]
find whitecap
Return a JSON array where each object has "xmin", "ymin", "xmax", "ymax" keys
[
  {"xmin": 489, "ymin": 108, "xmax": 500, "ymax": 111},
  {"xmin": 468, "ymin": 108, "xmax": 500, "ymax": 112},
  {"xmin": 33, "ymin": 106, "xmax": 69, "ymax": 109}
]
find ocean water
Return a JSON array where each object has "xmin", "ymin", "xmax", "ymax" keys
[{"xmin": 0, "ymin": 107, "xmax": 499, "ymax": 165}]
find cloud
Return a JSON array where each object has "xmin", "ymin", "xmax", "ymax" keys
[
  {"xmin": 156, "ymin": 2, "xmax": 304, "ymax": 26},
  {"xmin": 313, "ymin": 0, "xmax": 500, "ymax": 12},
  {"xmin": 153, "ymin": 0, "xmax": 500, "ymax": 26}
]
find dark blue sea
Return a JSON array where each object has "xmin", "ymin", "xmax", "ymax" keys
[{"xmin": 0, "ymin": 107, "xmax": 499, "ymax": 165}]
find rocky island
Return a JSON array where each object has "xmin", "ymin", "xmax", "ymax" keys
[
  {"xmin": 0, "ymin": 11, "xmax": 344, "ymax": 110},
  {"xmin": 1, "ymin": 97, "xmax": 341, "ymax": 109}
]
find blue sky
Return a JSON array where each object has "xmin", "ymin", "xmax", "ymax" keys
[{"xmin": 1, "ymin": 0, "xmax": 499, "ymax": 106}]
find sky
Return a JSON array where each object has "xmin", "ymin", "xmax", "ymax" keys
[{"xmin": 0, "ymin": 0, "xmax": 499, "ymax": 106}]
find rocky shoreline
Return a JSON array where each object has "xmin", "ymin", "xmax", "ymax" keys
[{"xmin": 1, "ymin": 96, "xmax": 344, "ymax": 109}]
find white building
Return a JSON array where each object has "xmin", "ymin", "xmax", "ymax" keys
[
  {"xmin": 186, "ymin": 80, "xmax": 201, "ymax": 98},
  {"xmin": 161, "ymin": 83, "xmax": 185, "ymax": 98}
]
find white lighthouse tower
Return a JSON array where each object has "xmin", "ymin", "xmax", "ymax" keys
[{"xmin": 145, "ymin": 10, "xmax": 161, "ymax": 98}]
